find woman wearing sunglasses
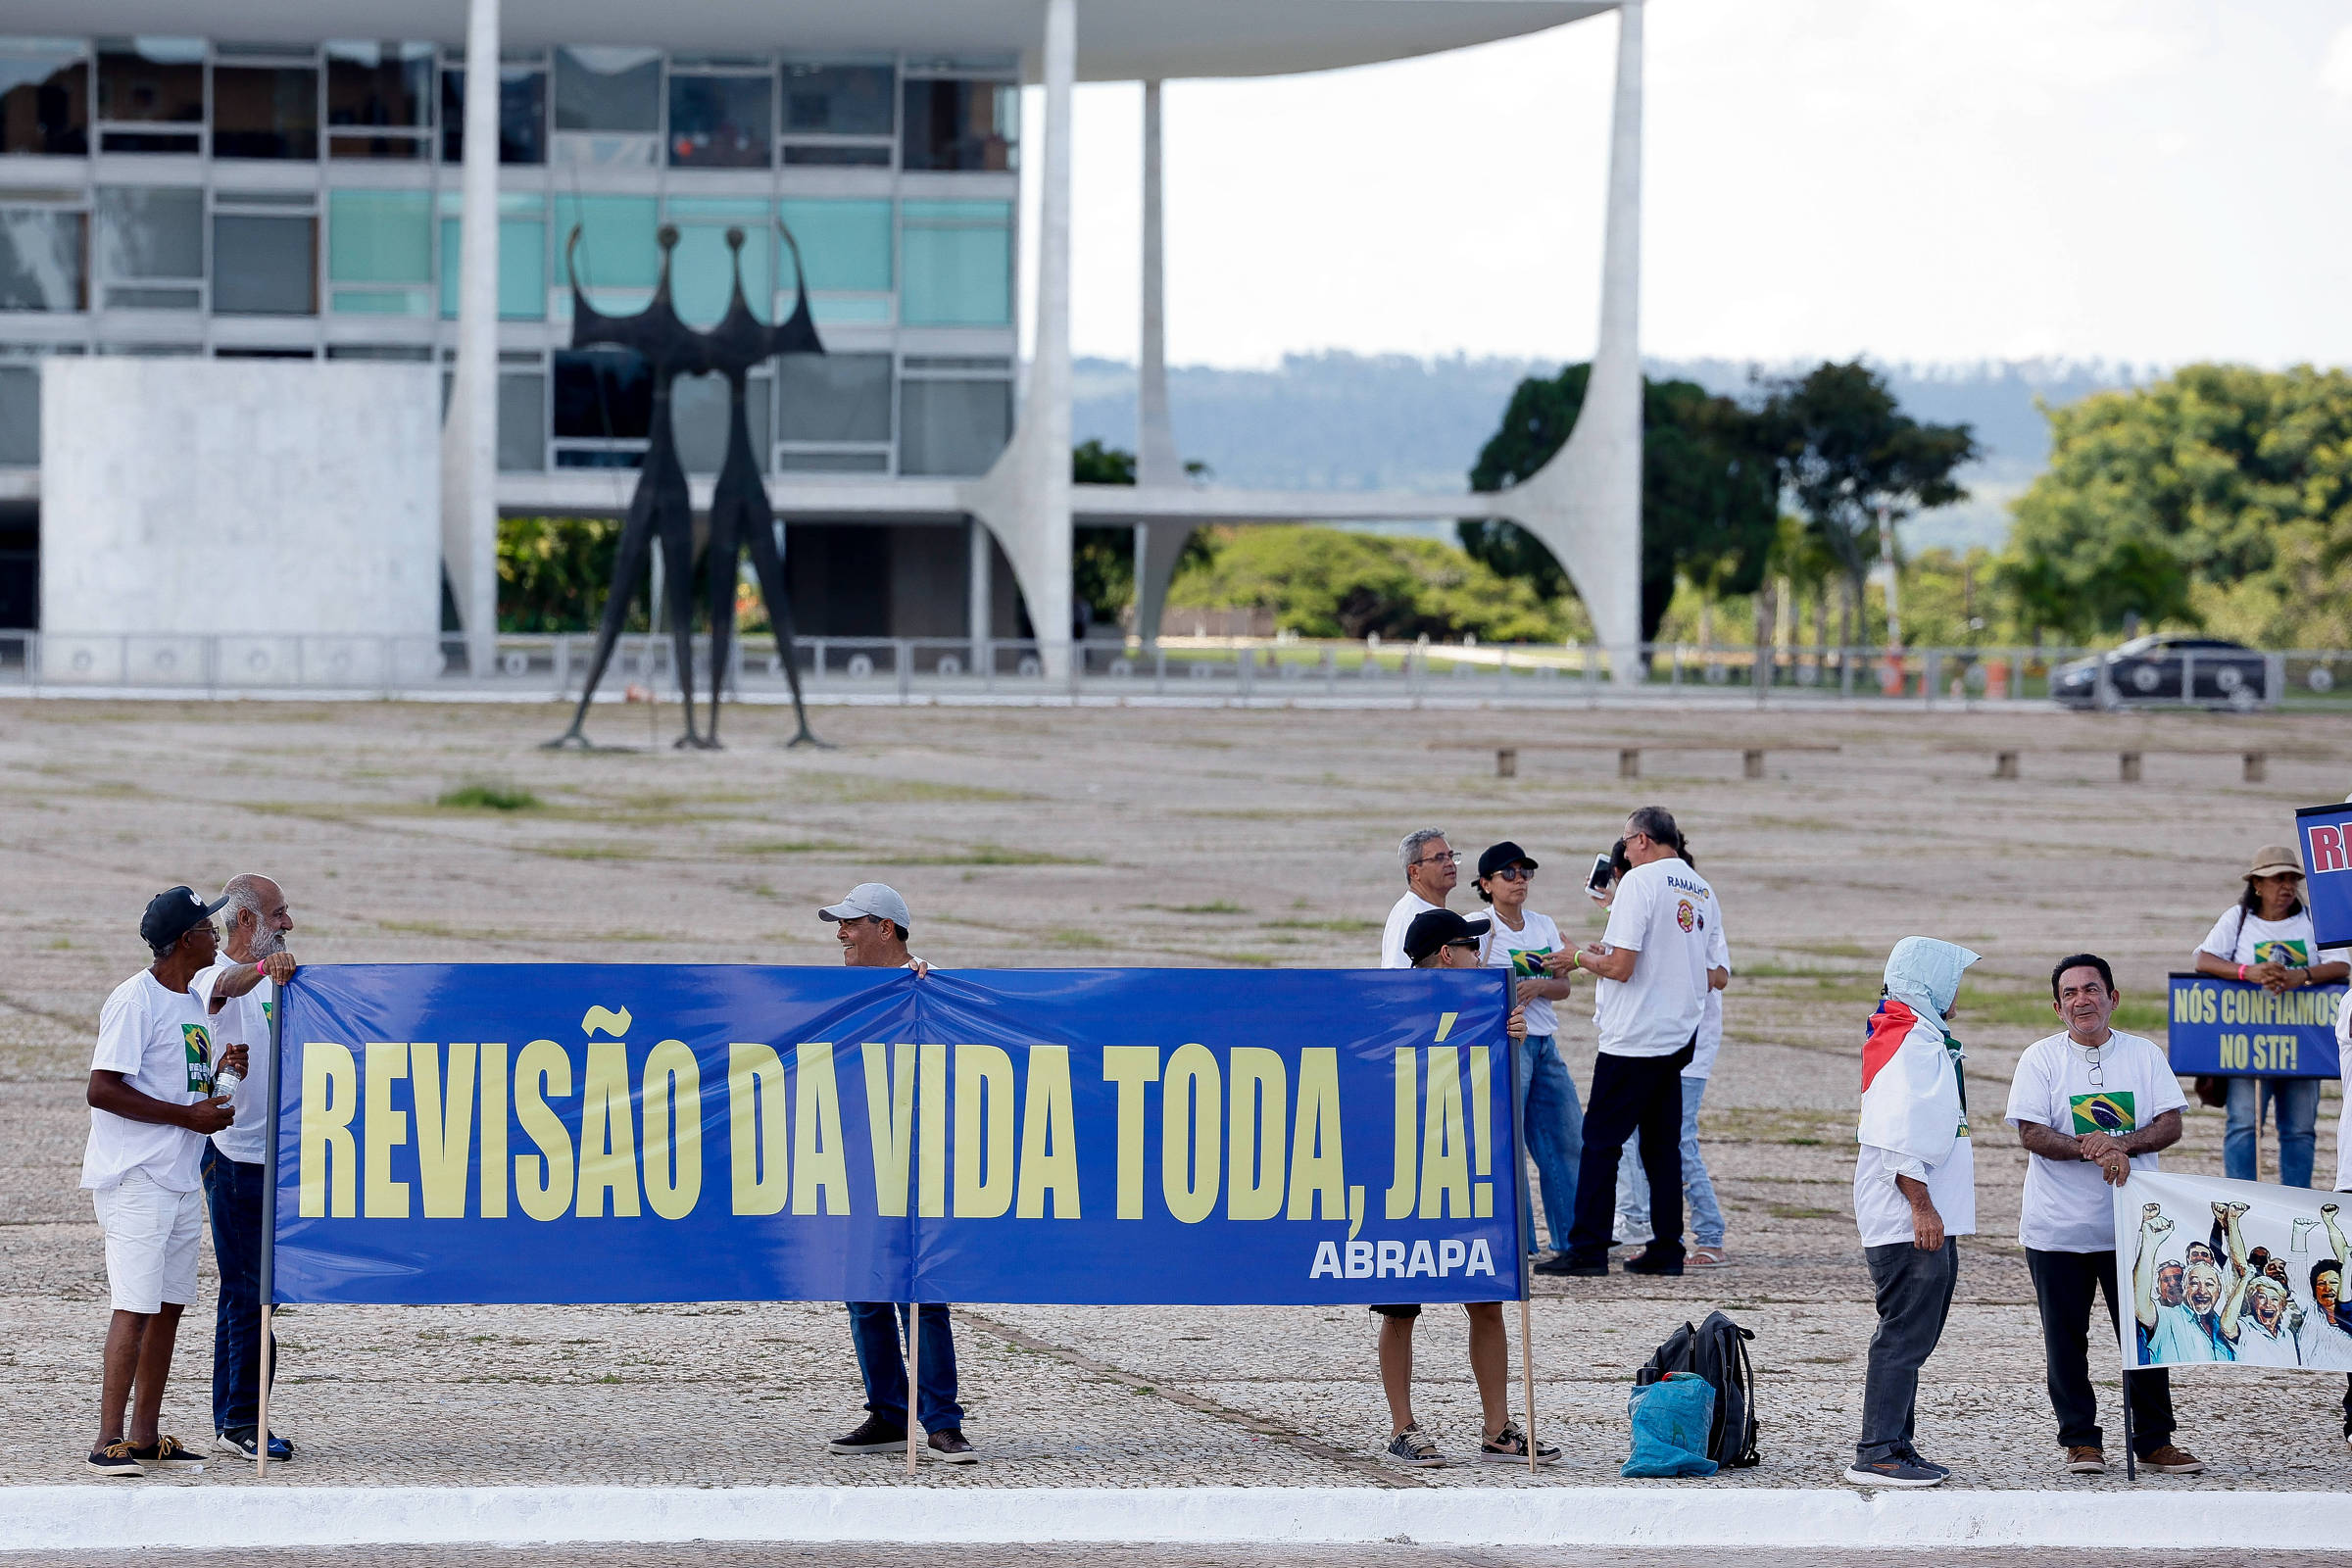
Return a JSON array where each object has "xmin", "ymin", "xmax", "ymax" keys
[{"xmin": 1472, "ymin": 842, "xmax": 1584, "ymax": 1268}]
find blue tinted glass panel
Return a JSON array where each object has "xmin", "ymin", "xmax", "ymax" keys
[
  {"xmin": 778, "ymin": 199, "xmax": 892, "ymax": 293},
  {"xmin": 438, "ymin": 215, "xmax": 548, "ymax": 319},
  {"xmin": 900, "ymin": 200, "xmax": 1010, "ymax": 327},
  {"xmin": 328, "ymin": 190, "xmax": 432, "ymax": 284},
  {"xmin": 552, "ymin": 193, "xmax": 658, "ymax": 290}
]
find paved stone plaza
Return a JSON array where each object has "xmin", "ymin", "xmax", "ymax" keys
[{"xmin": 5, "ymin": 697, "xmax": 2349, "ymax": 1504}]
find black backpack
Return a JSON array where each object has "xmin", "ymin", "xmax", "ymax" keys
[{"xmin": 1634, "ymin": 1309, "xmax": 1760, "ymax": 1468}]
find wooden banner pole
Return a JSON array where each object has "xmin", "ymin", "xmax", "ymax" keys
[
  {"xmin": 254, "ymin": 981, "xmax": 284, "ymax": 1476},
  {"xmin": 905, "ymin": 1301, "xmax": 920, "ymax": 1476}
]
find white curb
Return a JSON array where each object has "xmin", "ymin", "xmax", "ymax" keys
[{"xmin": 4, "ymin": 1485, "xmax": 2350, "ymax": 1553}]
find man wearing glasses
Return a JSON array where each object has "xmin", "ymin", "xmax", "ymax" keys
[
  {"xmin": 2004, "ymin": 953, "xmax": 2202, "ymax": 1477},
  {"xmin": 817, "ymin": 884, "xmax": 974, "ymax": 1463},
  {"xmin": 1382, "ymin": 829, "xmax": 1461, "ymax": 968}
]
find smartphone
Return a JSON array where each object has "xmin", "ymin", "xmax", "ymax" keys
[{"xmin": 1585, "ymin": 852, "xmax": 1615, "ymax": 901}]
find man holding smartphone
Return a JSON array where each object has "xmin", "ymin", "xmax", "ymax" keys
[{"xmin": 1555, "ymin": 808, "xmax": 1716, "ymax": 1278}]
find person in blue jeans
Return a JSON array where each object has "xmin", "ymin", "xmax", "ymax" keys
[
  {"xmin": 2191, "ymin": 846, "xmax": 2349, "ymax": 1188},
  {"xmin": 1470, "ymin": 842, "xmax": 1584, "ymax": 1262},
  {"xmin": 1614, "ymin": 843, "xmax": 1733, "ymax": 1266},
  {"xmin": 817, "ymin": 882, "xmax": 978, "ymax": 1463}
]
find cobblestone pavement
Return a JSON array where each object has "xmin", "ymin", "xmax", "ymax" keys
[
  {"xmin": 4, "ymin": 700, "xmax": 2349, "ymax": 1497},
  {"xmin": 26, "ymin": 1553, "xmax": 2352, "ymax": 1568}
]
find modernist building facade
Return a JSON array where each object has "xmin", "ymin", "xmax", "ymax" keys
[{"xmin": 0, "ymin": 0, "xmax": 1643, "ymax": 679}]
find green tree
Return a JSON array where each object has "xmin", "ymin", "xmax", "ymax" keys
[
  {"xmin": 1166, "ymin": 524, "xmax": 1585, "ymax": 644},
  {"xmin": 1069, "ymin": 439, "xmax": 1213, "ymax": 626},
  {"xmin": 1760, "ymin": 362, "xmax": 1977, "ymax": 642},
  {"xmin": 498, "ymin": 515, "xmax": 642, "ymax": 633},
  {"xmin": 1460, "ymin": 367, "xmax": 1780, "ymax": 641},
  {"xmin": 1998, "ymin": 364, "xmax": 2352, "ymax": 644}
]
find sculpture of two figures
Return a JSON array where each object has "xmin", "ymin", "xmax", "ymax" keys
[{"xmin": 546, "ymin": 221, "xmax": 824, "ymax": 750}]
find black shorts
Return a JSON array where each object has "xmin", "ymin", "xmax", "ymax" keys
[{"xmin": 1369, "ymin": 1303, "xmax": 1420, "ymax": 1319}]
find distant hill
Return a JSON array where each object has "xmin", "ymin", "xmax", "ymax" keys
[{"xmin": 1071, "ymin": 353, "xmax": 2158, "ymax": 554}]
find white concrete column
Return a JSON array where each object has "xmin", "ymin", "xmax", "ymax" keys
[
  {"xmin": 967, "ymin": 515, "xmax": 992, "ymax": 657},
  {"xmin": 1131, "ymin": 77, "xmax": 1193, "ymax": 645},
  {"xmin": 964, "ymin": 0, "xmax": 1076, "ymax": 677},
  {"xmin": 1491, "ymin": 0, "xmax": 1643, "ymax": 682},
  {"xmin": 439, "ymin": 0, "xmax": 501, "ymax": 674}
]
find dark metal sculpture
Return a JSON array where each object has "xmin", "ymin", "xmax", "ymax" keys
[{"xmin": 546, "ymin": 222, "xmax": 825, "ymax": 750}]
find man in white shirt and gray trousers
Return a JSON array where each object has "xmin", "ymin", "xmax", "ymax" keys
[{"xmin": 1559, "ymin": 808, "xmax": 1717, "ymax": 1277}]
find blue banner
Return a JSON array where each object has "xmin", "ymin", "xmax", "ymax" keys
[
  {"xmin": 2166, "ymin": 972, "xmax": 2345, "ymax": 1078},
  {"xmin": 270, "ymin": 964, "xmax": 1523, "ymax": 1307},
  {"xmin": 2299, "ymin": 801, "xmax": 2352, "ymax": 950}
]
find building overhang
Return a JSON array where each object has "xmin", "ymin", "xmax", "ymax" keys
[{"xmin": 33, "ymin": 0, "xmax": 1613, "ymax": 82}]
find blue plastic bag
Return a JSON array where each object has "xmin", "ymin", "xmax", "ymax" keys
[{"xmin": 1621, "ymin": 1370, "xmax": 1721, "ymax": 1478}]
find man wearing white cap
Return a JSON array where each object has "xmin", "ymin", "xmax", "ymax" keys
[{"xmin": 815, "ymin": 884, "xmax": 972, "ymax": 1463}]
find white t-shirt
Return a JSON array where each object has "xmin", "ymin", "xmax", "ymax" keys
[
  {"xmin": 81, "ymin": 970, "xmax": 214, "ymax": 1193},
  {"xmin": 2004, "ymin": 1030, "xmax": 2188, "ymax": 1252},
  {"xmin": 1688, "ymin": 911, "xmax": 1733, "ymax": 1080},
  {"xmin": 1591, "ymin": 858, "xmax": 1716, "ymax": 1057},
  {"xmin": 2197, "ymin": 904, "xmax": 2342, "ymax": 970},
  {"xmin": 1855, "ymin": 1028, "xmax": 1975, "ymax": 1249},
  {"xmin": 1481, "ymin": 906, "xmax": 1563, "ymax": 1037},
  {"xmin": 192, "ymin": 961, "xmax": 274, "ymax": 1165},
  {"xmin": 1380, "ymin": 891, "xmax": 1443, "ymax": 969},
  {"xmin": 2334, "ymin": 989, "xmax": 2351, "ymax": 1194}
]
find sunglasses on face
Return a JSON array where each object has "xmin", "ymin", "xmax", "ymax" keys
[{"xmin": 1488, "ymin": 865, "xmax": 1535, "ymax": 882}]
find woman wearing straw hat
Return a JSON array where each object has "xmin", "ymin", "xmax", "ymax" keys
[{"xmin": 2190, "ymin": 845, "xmax": 2350, "ymax": 1188}]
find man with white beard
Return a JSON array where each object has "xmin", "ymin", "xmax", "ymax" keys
[{"xmin": 190, "ymin": 874, "xmax": 298, "ymax": 1462}]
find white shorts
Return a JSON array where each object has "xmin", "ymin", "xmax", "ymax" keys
[{"xmin": 90, "ymin": 1170, "xmax": 204, "ymax": 1314}]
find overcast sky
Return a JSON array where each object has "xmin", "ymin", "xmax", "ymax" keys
[{"xmin": 1022, "ymin": 0, "xmax": 2352, "ymax": 370}]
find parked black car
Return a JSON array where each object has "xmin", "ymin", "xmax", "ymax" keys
[{"xmin": 2051, "ymin": 635, "xmax": 2272, "ymax": 710}]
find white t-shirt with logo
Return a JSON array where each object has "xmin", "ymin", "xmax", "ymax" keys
[
  {"xmin": 1591, "ymin": 858, "xmax": 1716, "ymax": 1057},
  {"xmin": 192, "ymin": 961, "xmax": 274, "ymax": 1165},
  {"xmin": 2004, "ymin": 1029, "xmax": 2188, "ymax": 1252},
  {"xmin": 1688, "ymin": 910, "xmax": 1733, "ymax": 1080},
  {"xmin": 81, "ymin": 970, "xmax": 214, "ymax": 1193},
  {"xmin": 1380, "ymin": 891, "xmax": 1443, "ymax": 970},
  {"xmin": 2197, "ymin": 905, "xmax": 2343, "ymax": 970},
  {"xmin": 1481, "ymin": 906, "xmax": 1563, "ymax": 1037}
]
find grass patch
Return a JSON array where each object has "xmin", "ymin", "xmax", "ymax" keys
[
  {"xmin": 522, "ymin": 842, "xmax": 651, "ymax": 861},
  {"xmin": 1767, "ymin": 1202, "xmax": 1841, "ymax": 1220},
  {"xmin": 437, "ymin": 782, "xmax": 541, "ymax": 811},
  {"xmin": 1261, "ymin": 917, "xmax": 1384, "ymax": 934},
  {"xmin": 737, "ymin": 839, "xmax": 854, "ymax": 856},
  {"xmin": 1147, "ymin": 901, "xmax": 1249, "ymax": 915},
  {"xmin": 874, "ymin": 844, "xmax": 1099, "ymax": 867},
  {"xmin": 1047, "ymin": 929, "xmax": 1111, "ymax": 949}
]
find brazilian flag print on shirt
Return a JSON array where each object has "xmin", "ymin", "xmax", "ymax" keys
[
  {"xmin": 1506, "ymin": 947, "xmax": 1553, "ymax": 979},
  {"xmin": 2071, "ymin": 1091, "xmax": 2136, "ymax": 1135},
  {"xmin": 180, "ymin": 1023, "xmax": 213, "ymax": 1093},
  {"xmin": 2251, "ymin": 938, "xmax": 2311, "ymax": 966}
]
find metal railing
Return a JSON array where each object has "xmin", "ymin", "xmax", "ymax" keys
[{"xmin": 0, "ymin": 631, "xmax": 2343, "ymax": 710}]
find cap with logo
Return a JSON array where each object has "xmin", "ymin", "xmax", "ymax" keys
[
  {"xmin": 819, "ymin": 882, "xmax": 913, "ymax": 928},
  {"xmin": 1404, "ymin": 907, "xmax": 1490, "ymax": 964},
  {"xmin": 1477, "ymin": 841, "xmax": 1540, "ymax": 879},
  {"xmin": 141, "ymin": 886, "xmax": 227, "ymax": 951}
]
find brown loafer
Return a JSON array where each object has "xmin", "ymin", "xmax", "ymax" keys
[
  {"xmin": 2140, "ymin": 1444, "xmax": 2204, "ymax": 1474},
  {"xmin": 2065, "ymin": 1446, "xmax": 2105, "ymax": 1473}
]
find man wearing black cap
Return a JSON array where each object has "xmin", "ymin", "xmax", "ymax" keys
[
  {"xmin": 1368, "ymin": 909, "xmax": 1556, "ymax": 1466},
  {"xmin": 80, "ymin": 889, "xmax": 241, "ymax": 1477},
  {"xmin": 816, "ymin": 882, "xmax": 973, "ymax": 1463}
]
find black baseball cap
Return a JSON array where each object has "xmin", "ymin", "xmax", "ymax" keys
[
  {"xmin": 1404, "ymin": 908, "xmax": 1490, "ymax": 963},
  {"xmin": 1477, "ymin": 841, "xmax": 1540, "ymax": 879},
  {"xmin": 141, "ymin": 886, "xmax": 226, "ymax": 952}
]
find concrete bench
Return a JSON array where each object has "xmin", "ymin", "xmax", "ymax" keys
[{"xmin": 1476, "ymin": 743, "xmax": 1840, "ymax": 780}]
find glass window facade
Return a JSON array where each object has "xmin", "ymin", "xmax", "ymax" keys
[
  {"xmin": 898, "ymin": 376, "xmax": 1009, "ymax": 475},
  {"xmin": 666, "ymin": 73, "xmax": 768, "ymax": 169},
  {"xmin": 439, "ymin": 64, "xmax": 546, "ymax": 165},
  {"xmin": 94, "ymin": 186, "xmax": 201, "ymax": 280},
  {"xmin": 666, "ymin": 198, "xmax": 769, "ymax": 325},
  {"xmin": 901, "ymin": 79, "xmax": 1015, "ymax": 172},
  {"xmin": 0, "ymin": 208, "xmax": 83, "ymax": 310},
  {"xmin": 212, "ymin": 214, "xmax": 315, "ymax": 315},
  {"xmin": 782, "ymin": 64, "xmax": 892, "ymax": 135},
  {"xmin": 95, "ymin": 40, "xmax": 204, "ymax": 153},
  {"xmin": 0, "ymin": 44, "xmax": 89, "ymax": 155},
  {"xmin": 900, "ymin": 201, "xmax": 1010, "ymax": 326},
  {"xmin": 778, "ymin": 352, "xmax": 891, "ymax": 444},
  {"xmin": 438, "ymin": 196, "xmax": 549, "ymax": 321},
  {"xmin": 553, "ymin": 47, "xmax": 660, "ymax": 132},
  {"xmin": 496, "ymin": 369, "xmax": 544, "ymax": 470},
  {"xmin": 552, "ymin": 192, "xmax": 659, "ymax": 298},
  {"xmin": 552, "ymin": 347, "xmax": 651, "ymax": 439},
  {"xmin": 211, "ymin": 65, "xmax": 317, "ymax": 159},
  {"xmin": 326, "ymin": 41, "xmax": 433, "ymax": 159},
  {"xmin": 778, "ymin": 199, "xmax": 891, "ymax": 294}
]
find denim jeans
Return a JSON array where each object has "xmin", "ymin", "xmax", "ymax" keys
[
  {"xmin": 848, "ymin": 1301, "xmax": 963, "ymax": 1433},
  {"xmin": 201, "ymin": 1145, "xmax": 272, "ymax": 1435},
  {"xmin": 1613, "ymin": 1076, "xmax": 1725, "ymax": 1249},
  {"xmin": 1515, "ymin": 1034, "xmax": 1585, "ymax": 1253},
  {"xmin": 2223, "ymin": 1075, "xmax": 2321, "ymax": 1187}
]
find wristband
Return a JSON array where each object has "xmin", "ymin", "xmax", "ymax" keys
[
  {"xmin": 1568, "ymin": 950, "xmax": 1580, "ymax": 970},
  {"xmin": 2237, "ymin": 963, "xmax": 2247, "ymax": 982},
  {"xmin": 256, "ymin": 960, "xmax": 269, "ymax": 977}
]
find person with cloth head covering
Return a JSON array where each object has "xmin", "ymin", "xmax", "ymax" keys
[{"xmin": 1845, "ymin": 937, "xmax": 1977, "ymax": 1488}]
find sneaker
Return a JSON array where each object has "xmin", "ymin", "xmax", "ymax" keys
[
  {"xmin": 1687, "ymin": 1247, "xmax": 1733, "ymax": 1269},
  {"xmin": 127, "ymin": 1436, "xmax": 203, "ymax": 1472},
  {"xmin": 217, "ymin": 1428, "xmax": 294, "ymax": 1462},
  {"xmin": 1845, "ymin": 1454, "xmax": 1945, "ymax": 1488},
  {"xmin": 2065, "ymin": 1446, "xmax": 2106, "ymax": 1474},
  {"xmin": 1479, "ymin": 1421, "xmax": 1560, "ymax": 1465},
  {"xmin": 827, "ymin": 1414, "xmax": 908, "ymax": 1454},
  {"xmin": 1384, "ymin": 1423, "xmax": 1447, "ymax": 1468},
  {"xmin": 85, "ymin": 1441, "xmax": 143, "ymax": 1479},
  {"xmin": 926, "ymin": 1428, "xmax": 978, "ymax": 1464},
  {"xmin": 1897, "ymin": 1447, "xmax": 1950, "ymax": 1480},
  {"xmin": 2140, "ymin": 1444, "xmax": 2205, "ymax": 1474},
  {"xmin": 1623, "ymin": 1247, "xmax": 1685, "ymax": 1276},
  {"xmin": 1537, "ymin": 1255, "xmax": 1607, "ymax": 1277}
]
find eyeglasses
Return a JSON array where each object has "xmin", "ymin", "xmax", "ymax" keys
[
  {"xmin": 1415, "ymin": 851, "xmax": 1462, "ymax": 866},
  {"xmin": 1489, "ymin": 865, "xmax": 1535, "ymax": 882},
  {"xmin": 2080, "ymin": 1045, "xmax": 2104, "ymax": 1087}
]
